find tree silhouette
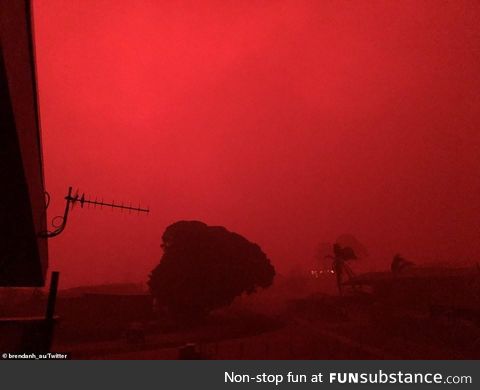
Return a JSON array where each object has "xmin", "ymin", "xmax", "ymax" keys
[
  {"xmin": 316, "ymin": 234, "xmax": 367, "ymax": 294},
  {"xmin": 391, "ymin": 254, "xmax": 414, "ymax": 273},
  {"xmin": 148, "ymin": 221, "xmax": 275, "ymax": 321}
]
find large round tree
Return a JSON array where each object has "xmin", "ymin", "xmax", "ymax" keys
[{"xmin": 148, "ymin": 221, "xmax": 275, "ymax": 320}]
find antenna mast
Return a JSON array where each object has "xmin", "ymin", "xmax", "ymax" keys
[{"xmin": 39, "ymin": 186, "xmax": 149, "ymax": 238}]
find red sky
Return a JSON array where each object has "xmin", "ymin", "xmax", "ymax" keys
[{"xmin": 33, "ymin": 0, "xmax": 480, "ymax": 287}]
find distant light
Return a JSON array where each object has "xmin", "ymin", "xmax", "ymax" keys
[{"xmin": 310, "ymin": 269, "xmax": 335, "ymax": 277}]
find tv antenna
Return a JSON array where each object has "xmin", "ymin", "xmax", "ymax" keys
[{"xmin": 39, "ymin": 186, "xmax": 149, "ymax": 238}]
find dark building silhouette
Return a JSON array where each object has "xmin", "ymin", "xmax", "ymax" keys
[
  {"xmin": 0, "ymin": 0, "xmax": 48, "ymax": 286},
  {"xmin": 0, "ymin": 0, "xmax": 54, "ymax": 354}
]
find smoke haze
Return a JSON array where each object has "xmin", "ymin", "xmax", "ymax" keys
[{"xmin": 33, "ymin": 0, "xmax": 480, "ymax": 287}]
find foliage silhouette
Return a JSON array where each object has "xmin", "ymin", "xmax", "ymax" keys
[
  {"xmin": 316, "ymin": 234, "xmax": 368, "ymax": 295},
  {"xmin": 391, "ymin": 254, "xmax": 414, "ymax": 273},
  {"xmin": 148, "ymin": 221, "xmax": 275, "ymax": 321}
]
